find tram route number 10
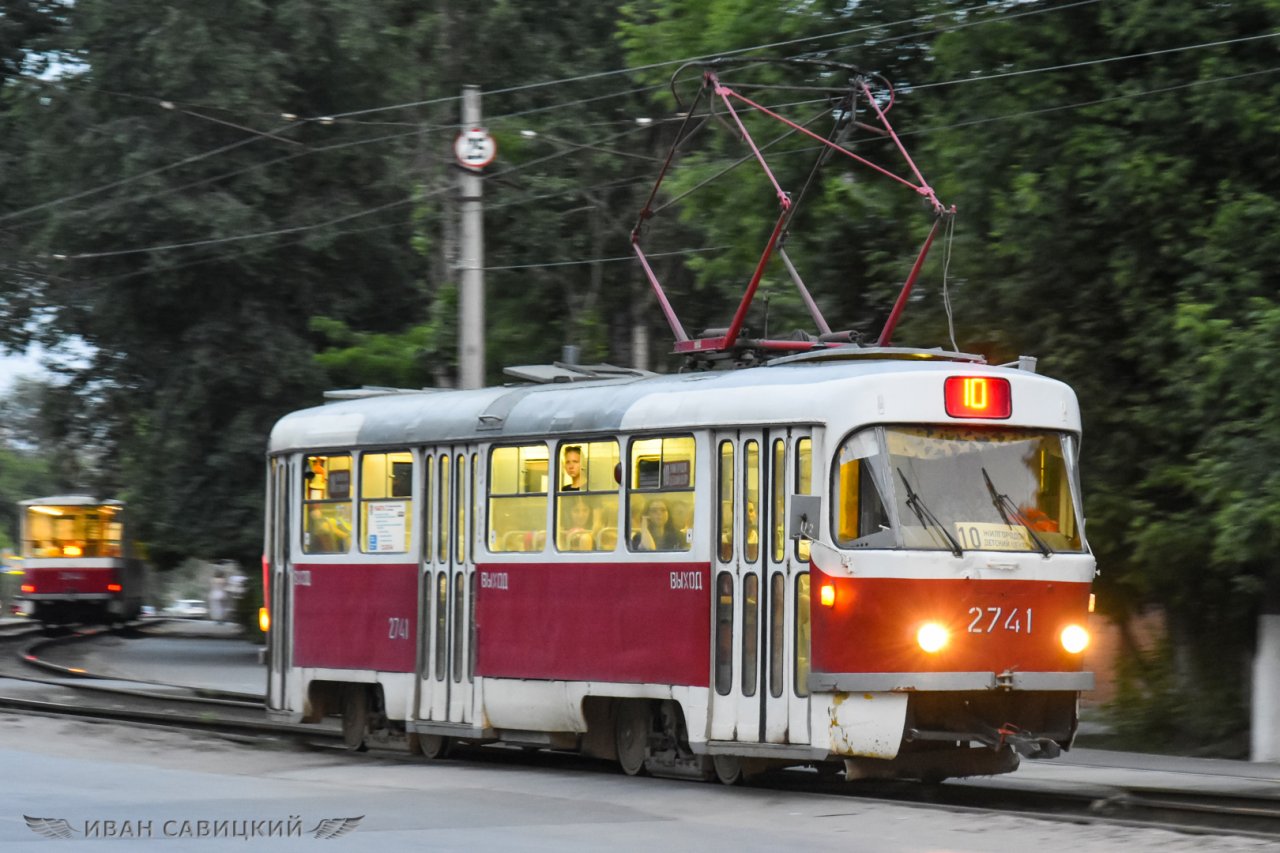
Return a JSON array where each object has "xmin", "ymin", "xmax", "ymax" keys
[{"xmin": 967, "ymin": 606, "xmax": 1031, "ymax": 634}]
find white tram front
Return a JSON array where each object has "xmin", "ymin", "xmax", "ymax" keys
[{"xmin": 263, "ymin": 348, "xmax": 1094, "ymax": 781}]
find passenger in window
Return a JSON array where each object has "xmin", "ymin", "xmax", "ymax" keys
[
  {"xmin": 561, "ymin": 446, "xmax": 586, "ymax": 491},
  {"xmin": 307, "ymin": 507, "xmax": 350, "ymax": 553},
  {"xmin": 629, "ymin": 498, "xmax": 656, "ymax": 550},
  {"xmin": 639, "ymin": 499, "xmax": 684, "ymax": 551},
  {"xmin": 672, "ymin": 498, "xmax": 694, "ymax": 544},
  {"xmin": 1020, "ymin": 505, "xmax": 1060, "ymax": 532},
  {"xmin": 745, "ymin": 501, "xmax": 759, "ymax": 561},
  {"xmin": 562, "ymin": 498, "xmax": 595, "ymax": 550}
]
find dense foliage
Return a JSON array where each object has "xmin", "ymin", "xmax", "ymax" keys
[{"xmin": 2, "ymin": 0, "xmax": 1278, "ymax": 747}]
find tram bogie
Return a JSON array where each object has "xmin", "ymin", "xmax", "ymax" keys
[
  {"xmin": 14, "ymin": 496, "xmax": 143, "ymax": 627},
  {"xmin": 263, "ymin": 352, "xmax": 1096, "ymax": 783}
]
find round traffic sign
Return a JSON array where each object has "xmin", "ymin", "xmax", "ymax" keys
[{"xmin": 454, "ymin": 128, "xmax": 497, "ymax": 169}]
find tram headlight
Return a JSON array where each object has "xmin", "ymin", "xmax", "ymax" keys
[
  {"xmin": 1060, "ymin": 624, "xmax": 1090, "ymax": 654},
  {"xmin": 819, "ymin": 583, "xmax": 835, "ymax": 607},
  {"xmin": 259, "ymin": 607, "xmax": 271, "ymax": 633},
  {"xmin": 917, "ymin": 622, "xmax": 950, "ymax": 653}
]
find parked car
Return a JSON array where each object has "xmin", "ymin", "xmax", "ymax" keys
[{"xmin": 166, "ymin": 599, "xmax": 208, "ymax": 618}]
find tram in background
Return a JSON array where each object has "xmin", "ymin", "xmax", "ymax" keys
[
  {"xmin": 15, "ymin": 496, "xmax": 144, "ymax": 626},
  {"xmin": 263, "ymin": 354, "xmax": 1095, "ymax": 782}
]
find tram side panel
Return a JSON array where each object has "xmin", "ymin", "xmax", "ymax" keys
[{"xmin": 474, "ymin": 560, "xmax": 710, "ymax": 686}]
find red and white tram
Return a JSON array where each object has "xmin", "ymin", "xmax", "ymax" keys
[
  {"xmin": 263, "ymin": 350, "xmax": 1094, "ymax": 781},
  {"xmin": 15, "ymin": 495, "xmax": 144, "ymax": 626}
]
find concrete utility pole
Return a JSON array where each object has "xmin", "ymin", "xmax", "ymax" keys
[
  {"xmin": 1252, "ymin": 604, "xmax": 1280, "ymax": 761},
  {"xmin": 458, "ymin": 85, "xmax": 486, "ymax": 389}
]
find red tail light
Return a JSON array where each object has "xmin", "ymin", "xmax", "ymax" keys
[
  {"xmin": 20, "ymin": 584, "xmax": 35, "ymax": 594},
  {"xmin": 944, "ymin": 376, "xmax": 1011, "ymax": 419},
  {"xmin": 107, "ymin": 583, "xmax": 122, "ymax": 592},
  {"xmin": 262, "ymin": 554, "xmax": 271, "ymax": 614}
]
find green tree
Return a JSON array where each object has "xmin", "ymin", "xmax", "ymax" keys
[{"xmin": 923, "ymin": 0, "xmax": 1280, "ymax": 750}]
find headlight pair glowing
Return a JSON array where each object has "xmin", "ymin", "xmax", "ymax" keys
[{"xmin": 914, "ymin": 622, "xmax": 1091, "ymax": 654}]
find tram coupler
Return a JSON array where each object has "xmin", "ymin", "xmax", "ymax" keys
[{"xmin": 996, "ymin": 723, "xmax": 1062, "ymax": 759}]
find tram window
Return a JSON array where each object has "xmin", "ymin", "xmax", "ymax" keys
[
  {"xmin": 717, "ymin": 442, "xmax": 734, "ymax": 563},
  {"xmin": 771, "ymin": 439, "xmax": 785, "ymax": 562},
  {"xmin": 555, "ymin": 440, "xmax": 620, "ymax": 552},
  {"xmin": 455, "ymin": 453, "xmax": 466, "ymax": 564},
  {"xmin": 744, "ymin": 441, "xmax": 760, "ymax": 563},
  {"xmin": 359, "ymin": 451, "xmax": 413, "ymax": 554},
  {"xmin": 769, "ymin": 573, "xmax": 785, "ymax": 699},
  {"xmin": 795, "ymin": 438, "xmax": 812, "ymax": 561},
  {"xmin": 434, "ymin": 572, "xmax": 447, "ymax": 681},
  {"xmin": 471, "ymin": 454, "xmax": 479, "ymax": 558},
  {"xmin": 452, "ymin": 571, "xmax": 465, "ymax": 682},
  {"xmin": 715, "ymin": 572, "xmax": 733, "ymax": 696},
  {"xmin": 422, "ymin": 456, "xmax": 433, "ymax": 561},
  {"xmin": 22, "ymin": 504, "xmax": 124, "ymax": 559},
  {"xmin": 438, "ymin": 454, "xmax": 450, "ymax": 563},
  {"xmin": 488, "ymin": 444, "xmax": 549, "ymax": 552},
  {"xmin": 628, "ymin": 435, "xmax": 696, "ymax": 552},
  {"xmin": 833, "ymin": 432, "xmax": 890, "ymax": 548},
  {"xmin": 742, "ymin": 573, "xmax": 759, "ymax": 697},
  {"xmin": 302, "ymin": 453, "xmax": 353, "ymax": 555},
  {"xmin": 795, "ymin": 574, "xmax": 811, "ymax": 697}
]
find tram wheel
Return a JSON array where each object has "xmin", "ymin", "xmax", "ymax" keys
[
  {"xmin": 614, "ymin": 702, "xmax": 650, "ymax": 776},
  {"xmin": 341, "ymin": 686, "xmax": 369, "ymax": 752},
  {"xmin": 412, "ymin": 733, "xmax": 451, "ymax": 760},
  {"xmin": 712, "ymin": 754, "xmax": 745, "ymax": 786}
]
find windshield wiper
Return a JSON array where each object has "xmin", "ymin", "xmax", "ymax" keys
[
  {"xmin": 897, "ymin": 470, "xmax": 963, "ymax": 557},
  {"xmin": 981, "ymin": 467, "xmax": 1052, "ymax": 557}
]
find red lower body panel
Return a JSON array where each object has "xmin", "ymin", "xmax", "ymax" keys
[
  {"xmin": 292, "ymin": 563, "xmax": 417, "ymax": 672},
  {"xmin": 476, "ymin": 561, "xmax": 710, "ymax": 686}
]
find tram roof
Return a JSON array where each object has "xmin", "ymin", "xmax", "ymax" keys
[
  {"xmin": 268, "ymin": 353, "xmax": 1080, "ymax": 454},
  {"xmin": 19, "ymin": 495, "xmax": 123, "ymax": 508}
]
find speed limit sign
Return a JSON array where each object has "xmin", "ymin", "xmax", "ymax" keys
[{"xmin": 454, "ymin": 128, "xmax": 497, "ymax": 169}]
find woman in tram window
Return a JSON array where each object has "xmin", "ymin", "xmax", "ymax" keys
[
  {"xmin": 640, "ymin": 499, "xmax": 684, "ymax": 551},
  {"xmin": 561, "ymin": 497, "xmax": 595, "ymax": 551},
  {"xmin": 629, "ymin": 498, "xmax": 656, "ymax": 551}
]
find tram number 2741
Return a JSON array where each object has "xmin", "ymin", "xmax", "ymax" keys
[{"xmin": 967, "ymin": 606, "xmax": 1031, "ymax": 634}]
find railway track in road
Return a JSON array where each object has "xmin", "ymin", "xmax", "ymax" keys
[
  {"xmin": 0, "ymin": 622, "xmax": 343, "ymax": 747},
  {"xmin": 1, "ymin": 624, "xmax": 1277, "ymax": 842}
]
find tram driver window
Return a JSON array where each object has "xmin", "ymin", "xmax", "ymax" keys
[
  {"xmin": 832, "ymin": 432, "xmax": 890, "ymax": 549},
  {"xmin": 302, "ymin": 453, "xmax": 353, "ymax": 554},
  {"xmin": 488, "ymin": 444, "xmax": 549, "ymax": 552},
  {"xmin": 628, "ymin": 435, "xmax": 695, "ymax": 552},
  {"xmin": 555, "ymin": 440, "xmax": 620, "ymax": 552},
  {"xmin": 359, "ymin": 451, "xmax": 413, "ymax": 554}
]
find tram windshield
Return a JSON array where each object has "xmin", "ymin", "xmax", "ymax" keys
[
  {"xmin": 21, "ymin": 504, "xmax": 125, "ymax": 559},
  {"xmin": 833, "ymin": 426, "xmax": 1085, "ymax": 554}
]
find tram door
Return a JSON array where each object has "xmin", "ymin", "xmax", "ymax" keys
[
  {"xmin": 266, "ymin": 456, "xmax": 291, "ymax": 711},
  {"xmin": 420, "ymin": 448, "xmax": 476, "ymax": 726},
  {"xmin": 709, "ymin": 428, "xmax": 813, "ymax": 746},
  {"xmin": 414, "ymin": 451, "xmax": 436, "ymax": 722},
  {"xmin": 707, "ymin": 429, "xmax": 778, "ymax": 743}
]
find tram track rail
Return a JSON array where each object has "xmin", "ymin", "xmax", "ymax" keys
[{"xmin": 1, "ymin": 625, "xmax": 1277, "ymax": 842}]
